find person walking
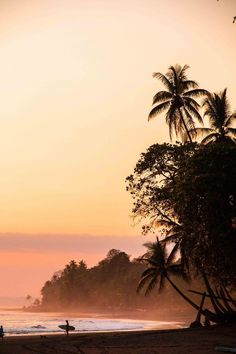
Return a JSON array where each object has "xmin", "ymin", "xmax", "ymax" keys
[
  {"xmin": 65, "ymin": 320, "xmax": 70, "ymax": 336},
  {"xmin": 0, "ymin": 326, "xmax": 4, "ymax": 341}
]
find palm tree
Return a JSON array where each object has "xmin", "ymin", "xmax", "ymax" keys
[
  {"xmin": 148, "ymin": 64, "xmax": 208, "ymax": 142},
  {"xmin": 137, "ymin": 238, "xmax": 236, "ymax": 323},
  {"xmin": 187, "ymin": 89, "xmax": 236, "ymax": 144},
  {"xmin": 137, "ymin": 237, "xmax": 202, "ymax": 312}
]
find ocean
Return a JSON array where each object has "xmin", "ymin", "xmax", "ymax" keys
[{"xmin": 0, "ymin": 309, "xmax": 184, "ymax": 336}]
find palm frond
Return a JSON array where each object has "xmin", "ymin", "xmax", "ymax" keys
[
  {"xmin": 152, "ymin": 91, "xmax": 172, "ymax": 105},
  {"xmin": 150, "ymin": 64, "xmax": 207, "ymax": 141},
  {"xmin": 185, "ymin": 103, "xmax": 203, "ymax": 125},
  {"xmin": 202, "ymin": 89, "xmax": 232, "ymax": 130},
  {"xmin": 137, "ymin": 273, "xmax": 156, "ymax": 294},
  {"xmin": 203, "ymin": 102, "xmax": 220, "ymax": 129},
  {"xmin": 169, "ymin": 265, "xmax": 190, "ymax": 282},
  {"xmin": 225, "ymin": 112, "xmax": 236, "ymax": 127},
  {"xmin": 179, "ymin": 64, "xmax": 190, "ymax": 80},
  {"xmin": 142, "ymin": 238, "xmax": 167, "ymax": 266},
  {"xmin": 148, "ymin": 101, "xmax": 171, "ymax": 121},
  {"xmin": 227, "ymin": 127, "xmax": 236, "ymax": 138},
  {"xmin": 137, "ymin": 256, "xmax": 161, "ymax": 268},
  {"xmin": 168, "ymin": 65, "xmax": 179, "ymax": 92},
  {"xmin": 152, "ymin": 72, "xmax": 173, "ymax": 92},
  {"xmin": 201, "ymin": 133, "xmax": 218, "ymax": 145},
  {"xmin": 183, "ymin": 96, "xmax": 200, "ymax": 110},
  {"xmin": 184, "ymin": 89, "xmax": 208, "ymax": 98},
  {"xmin": 147, "ymin": 258, "xmax": 164, "ymax": 268},
  {"xmin": 144, "ymin": 275, "xmax": 159, "ymax": 295},
  {"xmin": 220, "ymin": 88, "xmax": 230, "ymax": 119},
  {"xmin": 181, "ymin": 80, "xmax": 199, "ymax": 91},
  {"xmin": 166, "ymin": 242, "xmax": 180, "ymax": 266},
  {"xmin": 140, "ymin": 267, "xmax": 158, "ymax": 278},
  {"xmin": 189, "ymin": 127, "xmax": 214, "ymax": 141},
  {"xmin": 168, "ymin": 64, "xmax": 189, "ymax": 83}
]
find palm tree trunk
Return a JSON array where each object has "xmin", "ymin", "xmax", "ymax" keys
[
  {"xmin": 214, "ymin": 287, "xmax": 228, "ymax": 313},
  {"xmin": 178, "ymin": 108, "xmax": 193, "ymax": 143},
  {"xmin": 164, "ymin": 274, "xmax": 224, "ymax": 323},
  {"xmin": 201, "ymin": 272, "xmax": 224, "ymax": 315},
  {"xmin": 219, "ymin": 287, "xmax": 235, "ymax": 313},
  {"xmin": 195, "ymin": 292, "xmax": 206, "ymax": 324},
  {"xmin": 165, "ymin": 274, "xmax": 200, "ymax": 312},
  {"xmin": 222, "ymin": 285, "xmax": 236, "ymax": 310},
  {"xmin": 165, "ymin": 274, "xmax": 218, "ymax": 321}
]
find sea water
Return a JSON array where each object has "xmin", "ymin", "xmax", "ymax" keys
[{"xmin": 0, "ymin": 309, "xmax": 184, "ymax": 336}]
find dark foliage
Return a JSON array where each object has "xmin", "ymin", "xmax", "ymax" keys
[
  {"xmin": 148, "ymin": 64, "xmax": 208, "ymax": 141},
  {"xmin": 40, "ymin": 250, "xmax": 148, "ymax": 311},
  {"xmin": 187, "ymin": 88, "xmax": 236, "ymax": 144},
  {"xmin": 126, "ymin": 142, "xmax": 236, "ymax": 287},
  {"xmin": 38, "ymin": 248, "xmax": 203, "ymax": 315}
]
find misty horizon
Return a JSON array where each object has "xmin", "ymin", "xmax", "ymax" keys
[{"xmin": 0, "ymin": 233, "xmax": 146, "ymax": 297}]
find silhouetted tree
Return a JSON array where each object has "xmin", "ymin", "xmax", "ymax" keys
[
  {"xmin": 137, "ymin": 238, "xmax": 201, "ymax": 310},
  {"xmin": 187, "ymin": 89, "xmax": 236, "ymax": 144},
  {"xmin": 148, "ymin": 65, "xmax": 208, "ymax": 142},
  {"xmin": 126, "ymin": 141, "xmax": 236, "ymax": 322}
]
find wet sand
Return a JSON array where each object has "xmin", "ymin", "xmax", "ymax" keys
[{"xmin": 0, "ymin": 324, "xmax": 235, "ymax": 354}]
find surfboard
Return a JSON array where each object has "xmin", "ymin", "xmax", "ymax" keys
[{"xmin": 58, "ymin": 325, "xmax": 75, "ymax": 331}]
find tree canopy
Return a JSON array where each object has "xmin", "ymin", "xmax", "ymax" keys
[{"xmin": 126, "ymin": 142, "xmax": 236, "ymax": 287}]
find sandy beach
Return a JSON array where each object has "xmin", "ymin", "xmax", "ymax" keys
[{"xmin": 0, "ymin": 324, "xmax": 235, "ymax": 354}]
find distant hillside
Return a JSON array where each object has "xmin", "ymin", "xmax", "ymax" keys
[{"xmin": 31, "ymin": 249, "xmax": 205, "ymax": 319}]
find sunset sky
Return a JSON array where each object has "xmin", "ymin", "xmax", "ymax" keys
[{"xmin": 0, "ymin": 0, "xmax": 235, "ymax": 298}]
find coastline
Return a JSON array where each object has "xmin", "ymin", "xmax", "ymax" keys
[
  {"xmin": 22, "ymin": 307, "xmax": 194, "ymax": 324},
  {"xmin": 1, "ymin": 324, "xmax": 235, "ymax": 354}
]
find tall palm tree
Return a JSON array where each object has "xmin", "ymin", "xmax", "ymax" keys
[
  {"xmin": 137, "ymin": 237, "xmax": 201, "ymax": 311},
  {"xmin": 187, "ymin": 89, "xmax": 236, "ymax": 144},
  {"xmin": 148, "ymin": 64, "xmax": 208, "ymax": 142}
]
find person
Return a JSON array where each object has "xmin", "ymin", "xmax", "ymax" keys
[
  {"xmin": 204, "ymin": 316, "xmax": 211, "ymax": 327},
  {"xmin": 189, "ymin": 320, "xmax": 202, "ymax": 329},
  {"xmin": 65, "ymin": 320, "xmax": 70, "ymax": 336},
  {"xmin": 0, "ymin": 326, "xmax": 4, "ymax": 341}
]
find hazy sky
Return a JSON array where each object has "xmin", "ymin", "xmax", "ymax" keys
[{"xmin": 0, "ymin": 0, "xmax": 235, "ymax": 297}]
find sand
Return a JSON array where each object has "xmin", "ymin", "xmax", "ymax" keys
[{"xmin": 0, "ymin": 324, "xmax": 235, "ymax": 354}]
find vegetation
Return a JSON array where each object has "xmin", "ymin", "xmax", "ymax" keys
[
  {"xmin": 39, "ymin": 250, "xmax": 146, "ymax": 311},
  {"xmin": 187, "ymin": 88, "xmax": 236, "ymax": 144},
  {"xmin": 127, "ymin": 64, "xmax": 236, "ymax": 324},
  {"xmin": 137, "ymin": 238, "xmax": 200, "ymax": 311},
  {"xmin": 36, "ymin": 249, "xmax": 200, "ymax": 315},
  {"xmin": 36, "ymin": 64, "xmax": 236, "ymax": 325},
  {"xmin": 148, "ymin": 64, "xmax": 208, "ymax": 142}
]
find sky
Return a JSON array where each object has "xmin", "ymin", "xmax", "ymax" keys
[{"xmin": 0, "ymin": 0, "xmax": 235, "ymax": 298}]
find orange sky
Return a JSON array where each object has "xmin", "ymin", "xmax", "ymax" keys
[{"xmin": 0, "ymin": 0, "xmax": 235, "ymax": 297}]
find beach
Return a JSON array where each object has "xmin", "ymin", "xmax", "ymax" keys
[{"xmin": 0, "ymin": 324, "xmax": 235, "ymax": 354}]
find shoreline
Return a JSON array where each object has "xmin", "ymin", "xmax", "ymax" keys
[
  {"xmin": 21, "ymin": 307, "xmax": 194, "ymax": 323},
  {"xmin": 1, "ymin": 324, "xmax": 235, "ymax": 354}
]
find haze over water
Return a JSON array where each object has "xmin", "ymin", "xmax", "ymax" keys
[{"xmin": 0, "ymin": 309, "xmax": 184, "ymax": 336}]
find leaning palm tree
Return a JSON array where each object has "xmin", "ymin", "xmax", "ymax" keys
[
  {"xmin": 187, "ymin": 89, "xmax": 236, "ymax": 144},
  {"xmin": 148, "ymin": 64, "xmax": 208, "ymax": 142},
  {"xmin": 137, "ymin": 237, "xmax": 202, "ymax": 312},
  {"xmin": 137, "ymin": 238, "xmax": 235, "ymax": 323}
]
